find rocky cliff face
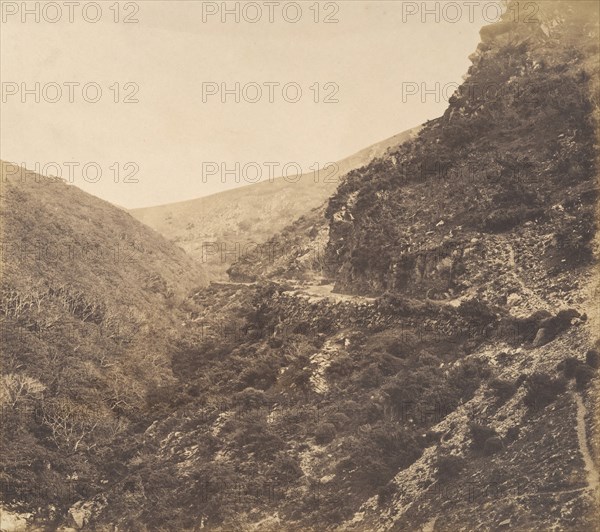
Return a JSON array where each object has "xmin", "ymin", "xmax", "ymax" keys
[{"xmin": 325, "ymin": 0, "xmax": 598, "ymax": 303}]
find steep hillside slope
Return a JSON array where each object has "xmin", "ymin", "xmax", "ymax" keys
[
  {"xmin": 130, "ymin": 128, "xmax": 420, "ymax": 280},
  {"xmin": 68, "ymin": 2, "xmax": 600, "ymax": 531},
  {"xmin": 87, "ymin": 284, "xmax": 599, "ymax": 530},
  {"xmin": 2, "ymin": 1, "xmax": 598, "ymax": 530},
  {"xmin": 0, "ymin": 162, "xmax": 207, "ymax": 523},
  {"xmin": 226, "ymin": 203, "xmax": 331, "ymax": 282},
  {"xmin": 325, "ymin": 1, "xmax": 599, "ymax": 303}
]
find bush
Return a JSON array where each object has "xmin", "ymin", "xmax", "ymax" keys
[
  {"xmin": 267, "ymin": 452, "xmax": 303, "ymax": 483},
  {"xmin": 562, "ymin": 357, "xmax": 581, "ymax": 379},
  {"xmin": 418, "ymin": 353, "xmax": 442, "ymax": 367},
  {"xmin": 315, "ymin": 422, "xmax": 336, "ymax": 445},
  {"xmin": 469, "ymin": 423, "xmax": 497, "ymax": 451},
  {"xmin": 238, "ymin": 363, "xmax": 278, "ymax": 390},
  {"xmin": 575, "ymin": 365, "xmax": 596, "ymax": 390},
  {"xmin": 233, "ymin": 387, "xmax": 267, "ymax": 411},
  {"xmin": 436, "ymin": 454, "xmax": 465, "ymax": 481},
  {"xmin": 377, "ymin": 483, "xmax": 396, "ymax": 506},
  {"xmin": 328, "ymin": 412, "xmax": 351, "ymax": 430},
  {"xmin": 425, "ymin": 430, "xmax": 443, "ymax": 445},
  {"xmin": 483, "ymin": 436, "xmax": 504, "ymax": 455},
  {"xmin": 458, "ymin": 300, "xmax": 497, "ymax": 325},
  {"xmin": 505, "ymin": 426, "xmax": 520, "ymax": 443},
  {"xmin": 523, "ymin": 372, "xmax": 567, "ymax": 410},
  {"xmin": 357, "ymin": 364, "xmax": 383, "ymax": 388},
  {"xmin": 586, "ymin": 349, "xmax": 600, "ymax": 369},
  {"xmin": 231, "ymin": 419, "xmax": 285, "ymax": 459},
  {"xmin": 488, "ymin": 377, "xmax": 517, "ymax": 404},
  {"xmin": 482, "ymin": 207, "xmax": 543, "ymax": 233},
  {"xmin": 447, "ymin": 359, "xmax": 491, "ymax": 401},
  {"xmin": 538, "ymin": 309, "xmax": 579, "ymax": 343}
]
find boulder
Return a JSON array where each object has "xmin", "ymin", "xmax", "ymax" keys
[{"xmin": 532, "ymin": 328, "xmax": 551, "ymax": 347}]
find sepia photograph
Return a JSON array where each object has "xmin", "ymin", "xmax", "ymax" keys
[{"xmin": 0, "ymin": 0, "xmax": 599, "ymax": 530}]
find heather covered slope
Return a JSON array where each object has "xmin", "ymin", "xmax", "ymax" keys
[
  {"xmin": 325, "ymin": 1, "xmax": 599, "ymax": 302},
  {"xmin": 80, "ymin": 2, "xmax": 600, "ymax": 531},
  {"xmin": 0, "ymin": 163, "xmax": 207, "ymax": 521},
  {"xmin": 1, "ymin": 1, "xmax": 599, "ymax": 530},
  {"xmin": 130, "ymin": 127, "xmax": 420, "ymax": 281}
]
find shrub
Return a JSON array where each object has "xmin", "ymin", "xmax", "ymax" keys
[
  {"xmin": 575, "ymin": 365, "xmax": 596, "ymax": 390},
  {"xmin": 146, "ymin": 384, "xmax": 186, "ymax": 410},
  {"xmin": 425, "ymin": 430, "xmax": 443, "ymax": 445},
  {"xmin": 505, "ymin": 426, "xmax": 520, "ymax": 443},
  {"xmin": 515, "ymin": 373, "xmax": 527, "ymax": 387},
  {"xmin": 586, "ymin": 349, "xmax": 600, "ymax": 369},
  {"xmin": 357, "ymin": 364, "xmax": 383, "ymax": 388},
  {"xmin": 562, "ymin": 357, "xmax": 581, "ymax": 379},
  {"xmin": 325, "ymin": 355, "xmax": 354, "ymax": 379},
  {"xmin": 483, "ymin": 436, "xmax": 504, "ymax": 455},
  {"xmin": 488, "ymin": 378, "xmax": 517, "ymax": 404},
  {"xmin": 231, "ymin": 419, "xmax": 285, "ymax": 459},
  {"xmin": 315, "ymin": 422, "xmax": 336, "ymax": 445},
  {"xmin": 377, "ymin": 483, "xmax": 396, "ymax": 506},
  {"xmin": 328, "ymin": 412, "xmax": 351, "ymax": 429},
  {"xmin": 238, "ymin": 363, "xmax": 278, "ymax": 390},
  {"xmin": 482, "ymin": 207, "xmax": 543, "ymax": 233},
  {"xmin": 386, "ymin": 330, "xmax": 420, "ymax": 359},
  {"xmin": 418, "ymin": 353, "xmax": 442, "ymax": 367},
  {"xmin": 538, "ymin": 309, "xmax": 579, "ymax": 343},
  {"xmin": 233, "ymin": 387, "xmax": 267, "ymax": 411},
  {"xmin": 458, "ymin": 300, "xmax": 497, "ymax": 325},
  {"xmin": 447, "ymin": 359, "xmax": 491, "ymax": 401},
  {"xmin": 267, "ymin": 452, "xmax": 303, "ymax": 483},
  {"xmin": 436, "ymin": 454, "xmax": 465, "ymax": 481},
  {"xmin": 336, "ymin": 425, "xmax": 422, "ymax": 493},
  {"xmin": 523, "ymin": 372, "xmax": 567, "ymax": 410},
  {"xmin": 469, "ymin": 423, "xmax": 497, "ymax": 451}
]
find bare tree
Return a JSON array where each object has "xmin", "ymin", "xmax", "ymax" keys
[
  {"xmin": 41, "ymin": 398, "xmax": 102, "ymax": 452},
  {"xmin": 0, "ymin": 373, "xmax": 46, "ymax": 408}
]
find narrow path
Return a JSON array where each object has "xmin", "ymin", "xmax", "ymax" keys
[
  {"xmin": 285, "ymin": 282, "xmax": 376, "ymax": 305},
  {"xmin": 309, "ymin": 339, "xmax": 341, "ymax": 394},
  {"xmin": 574, "ymin": 392, "xmax": 600, "ymax": 498},
  {"xmin": 506, "ymin": 241, "xmax": 549, "ymax": 311}
]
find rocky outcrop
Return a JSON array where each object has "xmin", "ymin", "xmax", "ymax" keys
[{"xmin": 324, "ymin": 0, "xmax": 598, "ymax": 301}]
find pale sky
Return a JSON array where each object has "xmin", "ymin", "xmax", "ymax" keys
[{"xmin": 0, "ymin": 1, "xmax": 503, "ymax": 208}]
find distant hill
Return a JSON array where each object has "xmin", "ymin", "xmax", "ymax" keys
[{"xmin": 130, "ymin": 127, "xmax": 421, "ymax": 280}]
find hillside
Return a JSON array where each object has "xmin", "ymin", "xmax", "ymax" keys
[
  {"xmin": 324, "ymin": 1, "xmax": 599, "ymax": 303},
  {"xmin": 130, "ymin": 127, "xmax": 420, "ymax": 280},
  {"xmin": 59, "ymin": 1, "xmax": 599, "ymax": 531},
  {"xmin": 1, "ymin": 1, "xmax": 599, "ymax": 530},
  {"xmin": 0, "ymin": 163, "xmax": 207, "ymax": 526}
]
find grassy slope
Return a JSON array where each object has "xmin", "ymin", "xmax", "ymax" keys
[{"xmin": 0, "ymin": 164, "xmax": 207, "ymax": 519}]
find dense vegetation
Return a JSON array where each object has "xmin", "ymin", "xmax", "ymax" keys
[
  {"xmin": 1, "ymin": 1, "xmax": 599, "ymax": 530},
  {"xmin": 0, "ymin": 168, "xmax": 206, "ymax": 524}
]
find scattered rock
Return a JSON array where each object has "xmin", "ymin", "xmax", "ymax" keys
[{"xmin": 532, "ymin": 327, "xmax": 551, "ymax": 347}]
